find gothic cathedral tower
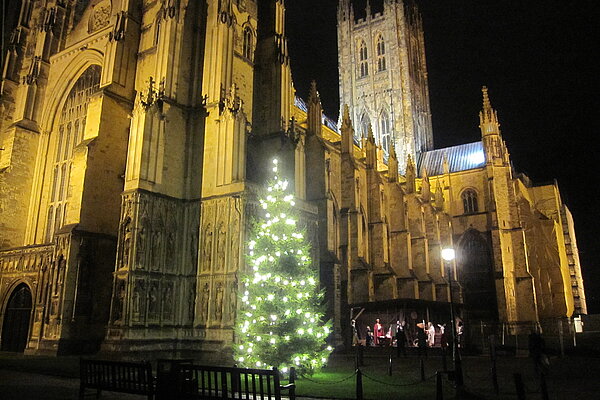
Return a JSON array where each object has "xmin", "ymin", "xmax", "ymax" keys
[{"xmin": 337, "ymin": 0, "xmax": 433, "ymax": 171}]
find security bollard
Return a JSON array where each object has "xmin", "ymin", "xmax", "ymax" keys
[
  {"xmin": 289, "ymin": 367, "xmax": 297, "ymax": 400},
  {"xmin": 388, "ymin": 354, "xmax": 392, "ymax": 376},
  {"xmin": 359, "ymin": 344, "xmax": 364, "ymax": 366},
  {"xmin": 436, "ymin": 371, "xmax": 444, "ymax": 400},
  {"xmin": 540, "ymin": 373, "xmax": 549, "ymax": 400},
  {"xmin": 356, "ymin": 369, "xmax": 364, "ymax": 400},
  {"xmin": 491, "ymin": 360, "xmax": 499, "ymax": 394},
  {"xmin": 514, "ymin": 373, "xmax": 526, "ymax": 400},
  {"xmin": 420, "ymin": 359, "xmax": 425, "ymax": 381},
  {"xmin": 442, "ymin": 349, "xmax": 447, "ymax": 371}
]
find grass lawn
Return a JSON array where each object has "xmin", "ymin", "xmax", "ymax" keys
[
  {"xmin": 3, "ymin": 349, "xmax": 600, "ymax": 399},
  {"xmin": 0, "ymin": 352, "xmax": 80, "ymax": 378},
  {"xmin": 293, "ymin": 353, "xmax": 455, "ymax": 399}
]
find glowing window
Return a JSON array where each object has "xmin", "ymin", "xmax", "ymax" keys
[
  {"xmin": 45, "ymin": 65, "xmax": 100, "ymax": 242},
  {"xmin": 379, "ymin": 111, "xmax": 390, "ymax": 156},
  {"xmin": 243, "ymin": 27, "xmax": 254, "ymax": 61},
  {"xmin": 358, "ymin": 40, "xmax": 368, "ymax": 78},
  {"xmin": 360, "ymin": 113, "xmax": 371, "ymax": 140},
  {"xmin": 376, "ymin": 35, "xmax": 386, "ymax": 72},
  {"xmin": 462, "ymin": 189, "xmax": 479, "ymax": 214}
]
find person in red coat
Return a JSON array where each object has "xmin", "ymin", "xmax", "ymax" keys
[{"xmin": 373, "ymin": 319, "xmax": 384, "ymax": 346}]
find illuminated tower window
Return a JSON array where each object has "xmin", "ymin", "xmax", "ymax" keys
[
  {"xmin": 376, "ymin": 34, "xmax": 386, "ymax": 72},
  {"xmin": 243, "ymin": 26, "xmax": 254, "ymax": 61},
  {"xmin": 358, "ymin": 40, "xmax": 368, "ymax": 78},
  {"xmin": 461, "ymin": 189, "xmax": 479, "ymax": 214},
  {"xmin": 379, "ymin": 111, "xmax": 390, "ymax": 156},
  {"xmin": 360, "ymin": 113, "xmax": 371, "ymax": 140},
  {"xmin": 45, "ymin": 65, "xmax": 101, "ymax": 242}
]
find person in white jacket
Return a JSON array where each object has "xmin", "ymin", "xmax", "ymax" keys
[{"xmin": 427, "ymin": 322, "xmax": 436, "ymax": 347}]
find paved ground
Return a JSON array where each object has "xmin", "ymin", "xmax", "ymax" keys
[
  {"xmin": 2, "ymin": 350, "xmax": 600, "ymax": 399},
  {"xmin": 0, "ymin": 369, "xmax": 143, "ymax": 399}
]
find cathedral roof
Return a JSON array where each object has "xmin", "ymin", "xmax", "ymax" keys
[
  {"xmin": 294, "ymin": 96, "xmax": 339, "ymax": 133},
  {"xmin": 417, "ymin": 141, "xmax": 486, "ymax": 177}
]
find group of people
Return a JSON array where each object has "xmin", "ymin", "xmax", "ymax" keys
[{"xmin": 352, "ymin": 317, "xmax": 465, "ymax": 356}]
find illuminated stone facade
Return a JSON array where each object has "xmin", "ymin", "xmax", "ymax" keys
[{"xmin": 0, "ymin": 0, "xmax": 586, "ymax": 356}]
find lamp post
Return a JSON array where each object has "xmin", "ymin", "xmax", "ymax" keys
[{"xmin": 441, "ymin": 247, "xmax": 464, "ymax": 387}]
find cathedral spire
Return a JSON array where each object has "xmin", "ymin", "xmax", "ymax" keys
[
  {"xmin": 388, "ymin": 141, "xmax": 399, "ymax": 182},
  {"xmin": 479, "ymin": 86, "xmax": 508, "ymax": 165},
  {"xmin": 366, "ymin": 123, "xmax": 377, "ymax": 168},
  {"xmin": 479, "ymin": 86, "xmax": 500, "ymax": 137},
  {"xmin": 366, "ymin": 0, "xmax": 372, "ymax": 19},
  {"xmin": 421, "ymin": 167, "xmax": 430, "ymax": 202},
  {"xmin": 307, "ymin": 80, "xmax": 323, "ymax": 137},
  {"xmin": 338, "ymin": 0, "xmax": 350, "ymax": 21},
  {"xmin": 405, "ymin": 154, "xmax": 415, "ymax": 193},
  {"xmin": 435, "ymin": 178, "xmax": 444, "ymax": 210},
  {"xmin": 341, "ymin": 104, "xmax": 355, "ymax": 155}
]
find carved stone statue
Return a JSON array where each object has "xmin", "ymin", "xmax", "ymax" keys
[
  {"xmin": 200, "ymin": 283, "xmax": 210, "ymax": 323},
  {"xmin": 201, "ymin": 224, "xmax": 213, "ymax": 272},
  {"xmin": 163, "ymin": 284, "xmax": 173, "ymax": 317},
  {"xmin": 148, "ymin": 282, "xmax": 158, "ymax": 319},
  {"xmin": 216, "ymin": 221, "xmax": 227, "ymax": 271},
  {"xmin": 214, "ymin": 282, "xmax": 224, "ymax": 322}
]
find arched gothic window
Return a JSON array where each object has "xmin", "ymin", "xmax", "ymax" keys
[
  {"xmin": 376, "ymin": 34, "xmax": 386, "ymax": 72},
  {"xmin": 154, "ymin": 17, "xmax": 161, "ymax": 46},
  {"xmin": 458, "ymin": 230, "xmax": 498, "ymax": 320},
  {"xmin": 379, "ymin": 111, "xmax": 391, "ymax": 156},
  {"xmin": 461, "ymin": 189, "xmax": 479, "ymax": 214},
  {"xmin": 360, "ymin": 113, "xmax": 371, "ymax": 140},
  {"xmin": 45, "ymin": 65, "xmax": 101, "ymax": 242},
  {"xmin": 243, "ymin": 26, "xmax": 254, "ymax": 61},
  {"xmin": 358, "ymin": 40, "xmax": 368, "ymax": 78}
]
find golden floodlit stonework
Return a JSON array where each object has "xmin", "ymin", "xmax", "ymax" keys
[{"xmin": 0, "ymin": 0, "xmax": 586, "ymax": 357}]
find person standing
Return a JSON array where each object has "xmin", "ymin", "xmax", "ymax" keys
[
  {"xmin": 396, "ymin": 320, "xmax": 407, "ymax": 357},
  {"xmin": 366, "ymin": 326, "xmax": 374, "ymax": 346},
  {"xmin": 528, "ymin": 330, "xmax": 547, "ymax": 375},
  {"xmin": 373, "ymin": 318, "xmax": 384, "ymax": 346},
  {"xmin": 427, "ymin": 322, "xmax": 436, "ymax": 347},
  {"xmin": 457, "ymin": 321, "xmax": 464, "ymax": 348},
  {"xmin": 417, "ymin": 326, "xmax": 428, "ymax": 358},
  {"xmin": 351, "ymin": 319, "xmax": 361, "ymax": 346}
]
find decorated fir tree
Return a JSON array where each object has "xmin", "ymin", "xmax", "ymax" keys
[{"xmin": 234, "ymin": 159, "xmax": 333, "ymax": 375}]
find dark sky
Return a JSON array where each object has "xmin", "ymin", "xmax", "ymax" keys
[{"xmin": 285, "ymin": 0, "xmax": 600, "ymax": 313}]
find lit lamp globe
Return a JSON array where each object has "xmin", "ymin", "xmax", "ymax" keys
[{"xmin": 441, "ymin": 248, "xmax": 455, "ymax": 262}]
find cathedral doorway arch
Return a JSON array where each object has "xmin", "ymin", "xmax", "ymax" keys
[
  {"xmin": 1, "ymin": 283, "xmax": 33, "ymax": 352},
  {"xmin": 457, "ymin": 230, "xmax": 498, "ymax": 321}
]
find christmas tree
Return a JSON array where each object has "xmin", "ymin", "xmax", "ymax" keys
[{"xmin": 234, "ymin": 159, "xmax": 333, "ymax": 375}]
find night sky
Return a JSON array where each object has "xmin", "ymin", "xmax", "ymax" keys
[{"xmin": 285, "ymin": 0, "xmax": 600, "ymax": 313}]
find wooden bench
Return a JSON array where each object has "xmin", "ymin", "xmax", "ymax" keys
[
  {"xmin": 175, "ymin": 364, "xmax": 296, "ymax": 400},
  {"xmin": 79, "ymin": 358, "xmax": 155, "ymax": 399}
]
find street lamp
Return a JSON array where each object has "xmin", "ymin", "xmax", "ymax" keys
[{"xmin": 442, "ymin": 247, "xmax": 464, "ymax": 387}]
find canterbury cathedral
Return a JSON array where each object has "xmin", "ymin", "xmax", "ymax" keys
[{"xmin": 0, "ymin": 0, "xmax": 587, "ymax": 357}]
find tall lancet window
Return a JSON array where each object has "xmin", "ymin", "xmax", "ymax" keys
[
  {"xmin": 360, "ymin": 113, "xmax": 371, "ymax": 140},
  {"xmin": 358, "ymin": 40, "xmax": 368, "ymax": 78},
  {"xmin": 45, "ymin": 65, "xmax": 101, "ymax": 242},
  {"xmin": 379, "ymin": 111, "xmax": 391, "ymax": 156},
  {"xmin": 376, "ymin": 34, "xmax": 386, "ymax": 72},
  {"xmin": 243, "ymin": 26, "xmax": 254, "ymax": 61},
  {"xmin": 461, "ymin": 189, "xmax": 479, "ymax": 214}
]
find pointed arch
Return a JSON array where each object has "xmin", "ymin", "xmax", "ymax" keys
[
  {"xmin": 359, "ymin": 112, "xmax": 371, "ymax": 140},
  {"xmin": 375, "ymin": 33, "xmax": 386, "ymax": 72},
  {"xmin": 1, "ymin": 283, "xmax": 33, "ymax": 352},
  {"xmin": 45, "ymin": 65, "xmax": 101, "ymax": 241},
  {"xmin": 457, "ymin": 229, "xmax": 498, "ymax": 320},
  {"xmin": 461, "ymin": 188, "xmax": 479, "ymax": 214},
  {"xmin": 358, "ymin": 39, "xmax": 368, "ymax": 78},
  {"xmin": 242, "ymin": 24, "xmax": 255, "ymax": 61},
  {"xmin": 379, "ymin": 109, "xmax": 391, "ymax": 156}
]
